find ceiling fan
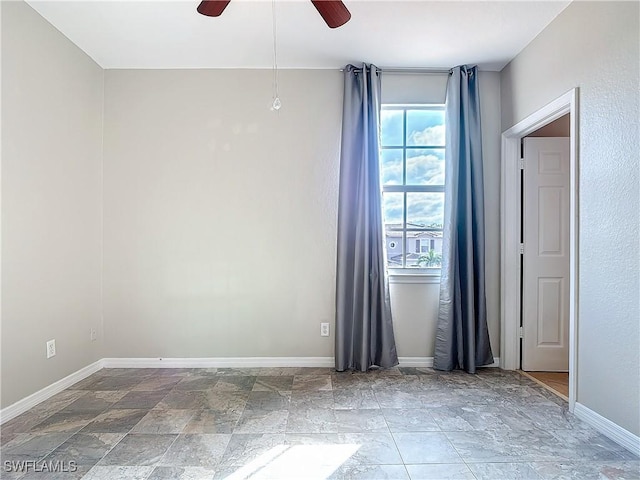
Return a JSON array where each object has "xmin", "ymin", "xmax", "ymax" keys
[{"xmin": 197, "ymin": 0, "xmax": 351, "ymax": 29}]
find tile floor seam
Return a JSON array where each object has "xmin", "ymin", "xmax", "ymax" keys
[
  {"xmin": 86, "ymin": 389, "xmax": 176, "ymax": 472},
  {"xmin": 36, "ymin": 433, "xmax": 75, "ymax": 465},
  {"xmin": 441, "ymin": 429, "xmax": 478, "ymax": 478},
  {"xmin": 59, "ymin": 432, "xmax": 124, "ymax": 471},
  {"xmin": 152, "ymin": 429, "xmax": 186, "ymax": 471},
  {"xmin": 86, "ymin": 423, "xmax": 138, "ymax": 469},
  {"xmin": 385, "ymin": 425, "xmax": 407, "ymax": 471},
  {"xmin": 379, "ymin": 393, "xmax": 405, "ymax": 473},
  {"xmin": 214, "ymin": 391, "xmax": 250, "ymax": 469}
]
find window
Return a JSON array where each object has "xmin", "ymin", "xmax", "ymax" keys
[
  {"xmin": 380, "ymin": 105, "xmax": 445, "ymax": 272},
  {"xmin": 418, "ymin": 238, "xmax": 435, "ymax": 253}
]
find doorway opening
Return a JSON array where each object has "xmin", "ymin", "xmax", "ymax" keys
[
  {"xmin": 522, "ymin": 371, "xmax": 569, "ymax": 400},
  {"xmin": 500, "ymin": 89, "xmax": 579, "ymax": 411}
]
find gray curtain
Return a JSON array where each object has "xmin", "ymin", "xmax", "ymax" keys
[
  {"xmin": 335, "ymin": 63, "xmax": 399, "ymax": 372},
  {"xmin": 434, "ymin": 65, "xmax": 494, "ymax": 373}
]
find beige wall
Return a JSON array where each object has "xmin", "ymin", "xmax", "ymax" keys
[
  {"xmin": 102, "ymin": 69, "xmax": 342, "ymax": 358},
  {"xmin": 478, "ymin": 72, "xmax": 502, "ymax": 357},
  {"xmin": 102, "ymin": 69, "xmax": 502, "ymax": 360},
  {"xmin": 1, "ymin": 2, "xmax": 104, "ymax": 408},
  {"xmin": 501, "ymin": 1, "xmax": 639, "ymax": 436}
]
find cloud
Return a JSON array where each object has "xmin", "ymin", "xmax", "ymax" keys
[
  {"xmin": 408, "ymin": 125, "xmax": 445, "ymax": 146},
  {"xmin": 381, "ymin": 110, "xmax": 403, "ymax": 146},
  {"xmin": 383, "ymin": 192, "xmax": 444, "ymax": 228},
  {"xmin": 383, "ymin": 193, "xmax": 403, "ymax": 224},
  {"xmin": 407, "ymin": 193, "xmax": 444, "ymax": 227},
  {"xmin": 406, "ymin": 152, "xmax": 444, "ymax": 185},
  {"xmin": 381, "ymin": 151, "xmax": 444, "ymax": 186},
  {"xmin": 380, "ymin": 150, "xmax": 402, "ymax": 185}
]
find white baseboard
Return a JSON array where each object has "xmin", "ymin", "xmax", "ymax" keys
[
  {"xmin": 398, "ymin": 357, "xmax": 435, "ymax": 367},
  {"xmin": 574, "ymin": 402, "xmax": 640, "ymax": 456},
  {"xmin": 0, "ymin": 360, "xmax": 104, "ymax": 425},
  {"xmin": 101, "ymin": 357, "xmax": 335, "ymax": 369},
  {"xmin": 398, "ymin": 357, "xmax": 500, "ymax": 368},
  {"xmin": 483, "ymin": 357, "xmax": 501, "ymax": 368},
  {"xmin": 103, "ymin": 357, "xmax": 500, "ymax": 369}
]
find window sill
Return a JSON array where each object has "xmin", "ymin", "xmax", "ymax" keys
[{"xmin": 388, "ymin": 272, "xmax": 441, "ymax": 284}]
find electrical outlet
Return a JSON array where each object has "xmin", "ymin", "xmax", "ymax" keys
[
  {"xmin": 320, "ymin": 322, "xmax": 330, "ymax": 337},
  {"xmin": 46, "ymin": 339, "xmax": 56, "ymax": 359},
  {"xmin": 90, "ymin": 329, "xmax": 97, "ymax": 341}
]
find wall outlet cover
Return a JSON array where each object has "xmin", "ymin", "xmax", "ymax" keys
[
  {"xmin": 46, "ymin": 339, "xmax": 56, "ymax": 359},
  {"xmin": 320, "ymin": 323, "xmax": 330, "ymax": 337}
]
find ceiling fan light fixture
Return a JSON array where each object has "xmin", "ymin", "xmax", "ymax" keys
[
  {"xmin": 197, "ymin": 0, "xmax": 351, "ymax": 29},
  {"xmin": 310, "ymin": 0, "xmax": 351, "ymax": 28},
  {"xmin": 197, "ymin": 0, "xmax": 231, "ymax": 17}
]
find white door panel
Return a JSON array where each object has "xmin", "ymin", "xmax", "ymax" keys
[{"xmin": 523, "ymin": 137, "xmax": 570, "ymax": 372}]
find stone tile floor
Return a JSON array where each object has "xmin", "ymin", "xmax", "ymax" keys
[{"xmin": 1, "ymin": 367, "xmax": 638, "ymax": 479}]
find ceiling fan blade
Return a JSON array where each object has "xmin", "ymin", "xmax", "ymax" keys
[
  {"xmin": 310, "ymin": 1, "xmax": 351, "ymax": 28},
  {"xmin": 197, "ymin": 0, "xmax": 231, "ymax": 17}
]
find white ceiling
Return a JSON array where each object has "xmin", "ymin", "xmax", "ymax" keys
[{"xmin": 27, "ymin": 0, "xmax": 571, "ymax": 71}]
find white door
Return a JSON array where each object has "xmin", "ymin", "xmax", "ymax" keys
[{"xmin": 522, "ymin": 137, "xmax": 570, "ymax": 372}]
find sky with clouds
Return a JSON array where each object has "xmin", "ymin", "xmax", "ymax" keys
[{"xmin": 380, "ymin": 109, "xmax": 445, "ymax": 229}]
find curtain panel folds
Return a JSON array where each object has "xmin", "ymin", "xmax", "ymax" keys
[
  {"xmin": 434, "ymin": 65, "xmax": 494, "ymax": 373},
  {"xmin": 334, "ymin": 64, "xmax": 399, "ymax": 372}
]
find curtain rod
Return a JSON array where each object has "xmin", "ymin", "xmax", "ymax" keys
[{"xmin": 340, "ymin": 66, "xmax": 451, "ymax": 75}]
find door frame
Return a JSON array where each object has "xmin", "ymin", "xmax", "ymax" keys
[{"xmin": 500, "ymin": 88, "xmax": 579, "ymax": 411}]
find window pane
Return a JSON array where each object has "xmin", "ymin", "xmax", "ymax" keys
[
  {"xmin": 382, "ymin": 192, "xmax": 404, "ymax": 228},
  {"xmin": 406, "ymin": 110, "xmax": 445, "ymax": 146},
  {"xmin": 381, "ymin": 110, "xmax": 403, "ymax": 146},
  {"xmin": 380, "ymin": 149, "xmax": 403, "ymax": 185},
  {"xmin": 406, "ymin": 149, "xmax": 445, "ymax": 186},
  {"xmin": 379, "ymin": 106, "xmax": 446, "ymax": 271},
  {"xmin": 407, "ymin": 192, "xmax": 444, "ymax": 229},
  {"xmin": 385, "ymin": 230, "xmax": 403, "ymax": 268},
  {"xmin": 405, "ymin": 231, "xmax": 443, "ymax": 268}
]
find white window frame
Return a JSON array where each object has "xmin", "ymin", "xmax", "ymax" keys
[{"xmin": 380, "ymin": 104, "xmax": 445, "ymax": 283}]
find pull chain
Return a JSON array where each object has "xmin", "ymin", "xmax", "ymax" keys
[{"xmin": 271, "ymin": 0, "xmax": 281, "ymax": 111}]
